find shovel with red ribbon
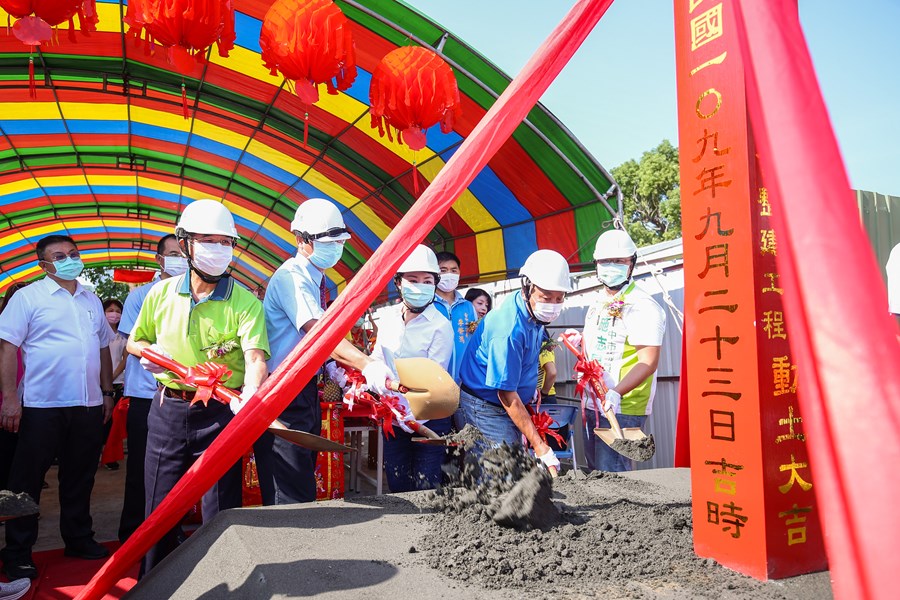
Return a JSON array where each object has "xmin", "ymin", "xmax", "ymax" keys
[{"xmin": 142, "ymin": 348, "xmax": 354, "ymax": 454}]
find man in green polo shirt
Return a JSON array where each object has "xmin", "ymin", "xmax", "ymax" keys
[{"xmin": 126, "ymin": 199, "xmax": 269, "ymax": 575}]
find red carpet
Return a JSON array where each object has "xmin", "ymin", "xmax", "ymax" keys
[{"xmin": 1, "ymin": 542, "xmax": 136, "ymax": 600}]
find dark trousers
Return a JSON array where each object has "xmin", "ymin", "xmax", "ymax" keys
[
  {"xmin": 117, "ymin": 396, "xmax": 152, "ymax": 543},
  {"xmin": 383, "ymin": 416, "xmax": 452, "ymax": 493},
  {"xmin": 0, "ymin": 429, "xmax": 17, "ymax": 489},
  {"xmin": 253, "ymin": 378, "xmax": 320, "ymax": 505},
  {"xmin": 1, "ymin": 406, "xmax": 104, "ymax": 564},
  {"xmin": 141, "ymin": 394, "xmax": 241, "ymax": 575}
]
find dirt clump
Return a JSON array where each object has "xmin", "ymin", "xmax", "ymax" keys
[
  {"xmin": 610, "ymin": 434, "xmax": 656, "ymax": 462},
  {"xmin": 0, "ymin": 490, "xmax": 39, "ymax": 520}
]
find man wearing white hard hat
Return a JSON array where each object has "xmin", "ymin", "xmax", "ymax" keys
[
  {"xmin": 370, "ymin": 245, "xmax": 454, "ymax": 492},
  {"xmin": 127, "ymin": 199, "xmax": 270, "ymax": 574},
  {"xmin": 458, "ymin": 249, "xmax": 570, "ymax": 472},
  {"xmin": 257, "ymin": 198, "xmax": 395, "ymax": 505},
  {"xmin": 582, "ymin": 229, "xmax": 666, "ymax": 472}
]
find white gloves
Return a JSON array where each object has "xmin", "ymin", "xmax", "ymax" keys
[
  {"xmin": 603, "ymin": 389, "xmax": 622, "ymax": 414},
  {"xmin": 230, "ymin": 386, "xmax": 257, "ymax": 415},
  {"xmin": 362, "ymin": 360, "xmax": 394, "ymax": 395},
  {"xmin": 139, "ymin": 344, "xmax": 170, "ymax": 374},
  {"xmin": 537, "ymin": 448, "xmax": 560, "ymax": 471}
]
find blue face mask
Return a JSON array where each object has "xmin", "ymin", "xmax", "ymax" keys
[
  {"xmin": 307, "ymin": 241, "xmax": 344, "ymax": 270},
  {"xmin": 51, "ymin": 257, "xmax": 84, "ymax": 281},
  {"xmin": 596, "ymin": 262, "xmax": 630, "ymax": 287},
  {"xmin": 400, "ymin": 280, "xmax": 436, "ymax": 309}
]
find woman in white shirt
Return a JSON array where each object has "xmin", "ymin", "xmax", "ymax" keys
[{"xmin": 371, "ymin": 245, "xmax": 453, "ymax": 492}]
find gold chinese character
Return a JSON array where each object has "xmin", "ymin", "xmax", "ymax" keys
[
  {"xmin": 760, "ymin": 229, "xmax": 777, "ymax": 255},
  {"xmin": 779, "ymin": 456, "xmax": 813, "ymax": 493},
  {"xmin": 761, "ymin": 310, "xmax": 787, "ymax": 340},
  {"xmin": 698, "ymin": 243, "xmax": 729, "ymax": 278},
  {"xmin": 776, "ymin": 405, "xmax": 806, "ymax": 444},
  {"xmin": 762, "ymin": 272, "xmax": 783, "ymax": 295},
  {"xmin": 772, "ymin": 355, "xmax": 798, "ymax": 396},
  {"xmin": 759, "ymin": 187, "xmax": 771, "ymax": 216},
  {"xmin": 691, "ymin": 4, "xmax": 724, "ymax": 51},
  {"xmin": 694, "ymin": 165, "xmax": 732, "ymax": 198},
  {"xmin": 778, "ymin": 504, "xmax": 812, "ymax": 546}
]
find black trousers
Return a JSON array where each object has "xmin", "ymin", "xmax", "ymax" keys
[
  {"xmin": 0, "ymin": 429, "xmax": 17, "ymax": 489},
  {"xmin": 141, "ymin": 394, "xmax": 241, "ymax": 575},
  {"xmin": 253, "ymin": 378, "xmax": 320, "ymax": 505},
  {"xmin": 1, "ymin": 406, "xmax": 104, "ymax": 564},
  {"xmin": 117, "ymin": 395, "xmax": 153, "ymax": 543}
]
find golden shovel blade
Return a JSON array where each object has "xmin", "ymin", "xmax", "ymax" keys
[
  {"xmin": 594, "ymin": 427, "xmax": 649, "ymax": 446},
  {"xmin": 393, "ymin": 357, "xmax": 460, "ymax": 420},
  {"xmin": 268, "ymin": 420, "xmax": 356, "ymax": 453}
]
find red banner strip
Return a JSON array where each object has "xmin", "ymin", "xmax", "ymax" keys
[
  {"xmin": 734, "ymin": 2, "xmax": 900, "ymax": 599},
  {"xmin": 112, "ymin": 268, "xmax": 156, "ymax": 284},
  {"xmin": 75, "ymin": 1, "xmax": 614, "ymax": 597}
]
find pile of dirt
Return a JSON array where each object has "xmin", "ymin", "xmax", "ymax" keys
[
  {"xmin": 422, "ymin": 431, "xmax": 793, "ymax": 599},
  {"xmin": 611, "ymin": 434, "xmax": 656, "ymax": 462}
]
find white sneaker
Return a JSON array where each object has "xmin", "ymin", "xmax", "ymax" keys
[{"xmin": 0, "ymin": 578, "xmax": 30, "ymax": 600}]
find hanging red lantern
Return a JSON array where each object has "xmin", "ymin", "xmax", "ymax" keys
[
  {"xmin": 369, "ymin": 46, "xmax": 461, "ymax": 152},
  {"xmin": 124, "ymin": 0, "xmax": 236, "ymax": 76},
  {"xmin": 0, "ymin": 0, "xmax": 98, "ymax": 96},
  {"xmin": 260, "ymin": 0, "xmax": 357, "ymax": 105}
]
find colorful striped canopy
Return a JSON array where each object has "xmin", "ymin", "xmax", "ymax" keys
[{"xmin": 0, "ymin": 0, "xmax": 619, "ymax": 297}]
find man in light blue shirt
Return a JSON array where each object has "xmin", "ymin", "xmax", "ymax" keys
[
  {"xmin": 433, "ymin": 251, "xmax": 478, "ymax": 379},
  {"xmin": 459, "ymin": 250, "xmax": 570, "ymax": 474},
  {"xmin": 115, "ymin": 234, "xmax": 186, "ymax": 543},
  {"xmin": 259, "ymin": 198, "xmax": 394, "ymax": 505}
]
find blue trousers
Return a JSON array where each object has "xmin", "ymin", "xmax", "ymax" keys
[
  {"xmin": 253, "ymin": 377, "xmax": 320, "ymax": 505},
  {"xmin": 142, "ymin": 393, "xmax": 241, "ymax": 575},
  {"xmin": 584, "ymin": 409, "xmax": 647, "ymax": 472},
  {"xmin": 459, "ymin": 389, "xmax": 521, "ymax": 448},
  {"xmin": 383, "ymin": 416, "xmax": 452, "ymax": 493}
]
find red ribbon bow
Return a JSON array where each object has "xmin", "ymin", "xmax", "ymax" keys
[
  {"xmin": 530, "ymin": 410, "xmax": 566, "ymax": 448},
  {"xmin": 174, "ymin": 362, "xmax": 233, "ymax": 407}
]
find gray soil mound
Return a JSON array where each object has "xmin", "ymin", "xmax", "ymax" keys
[
  {"xmin": 611, "ymin": 433, "xmax": 656, "ymax": 462},
  {"xmin": 0, "ymin": 490, "xmax": 38, "ymax": 520},
  {"xmin": 491, "ymin": 466, "xmax": 559, "ymax": 530}
]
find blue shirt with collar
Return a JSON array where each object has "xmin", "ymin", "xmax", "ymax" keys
[
  {"xmin": 433, "ymin": 292, "xmax": 478, "ymax": 379},
  {"xmin": 120, "ymin": 274, "xmax": 163, "ymax": 399},
  {"xmin": 264, "ymin": 254, "xmax": 325, "ymax": 372},
  {"xmin": 459, "ymin": 291, "xmax": 542, "ymax": 405}
]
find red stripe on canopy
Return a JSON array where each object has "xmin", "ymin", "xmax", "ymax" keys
[{"xmin": 734, "ymin": 2, "xmax": 900, "ymax": 599}]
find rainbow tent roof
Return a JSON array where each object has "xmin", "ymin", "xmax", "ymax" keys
[{"xmin": 0, "ymin": 0, "xmax": 619, "ymax": 296}]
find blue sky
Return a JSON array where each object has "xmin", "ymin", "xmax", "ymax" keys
[{"xmin": 408, "ymin": 0, "xmax": 900, "ymax": 196}]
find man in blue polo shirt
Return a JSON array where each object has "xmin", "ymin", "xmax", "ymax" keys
[
  {"xmin": 459, "ymin": 249, "xmax": 570, "ymax": 472},
  {"xmin": 433, "ymin": 251, "xmax": 478, "ymax": 379}
]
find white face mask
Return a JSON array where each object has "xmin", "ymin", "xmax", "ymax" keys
[
  {"xmin": 437, "ymin": 273, "xmax": 460, "ymax": 293},
  {"xmin": 192, "ymin": 242, "xmax": 233, "ymax": 276},
  {"xmin": 532, "ymin": 301, "xmax": 563, "ymax": 323},
  {"xmin": 162, "ymin": 256, "xmax": 188, "ymax": 277}
]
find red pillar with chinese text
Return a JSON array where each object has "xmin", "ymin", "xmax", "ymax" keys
[{"xmin": 674, "ymin": 0, "xmax": 826, "ymax": 579}]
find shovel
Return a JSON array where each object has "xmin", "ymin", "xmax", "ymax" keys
[
  {"xmin": 381, "ymin": 351, "xmax": 460, "ymax": 421},
  {"xmin": 142, "ymin": 348, "xmax": 354, "ymax": 454},
  {"xmin": 556, "ymin": 332, "xmax": 655, "ymax": 462}
]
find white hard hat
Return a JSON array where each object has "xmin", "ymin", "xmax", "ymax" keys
[
  {"xmin": 519, "ymin": 249, "xmax": 572, "ymax": 292},
  {"xmin": 593, "ymin": 229, "xmax": 637, "ymax": 261},
  {"xmin": 175, "ymin": 199, "xmax": 239, "ymax": 239},
  {"xmin": 398, "ymin": 245, "xmax": 440, "ymax": 275},
  {"xmin": 291, "ymin": 198, "xmax": 351, "ymax": 242}
]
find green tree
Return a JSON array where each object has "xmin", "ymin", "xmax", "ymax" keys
[
  {"xmin": 82, "ymin": 266, "xmax": 130, "ymax": 303},
  {"xmin": 611, "ymin": 139, "xmax": 681, "ymax": 246}
]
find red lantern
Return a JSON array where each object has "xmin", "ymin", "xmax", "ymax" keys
[
  {"xmin": 124, "ymin": 0, "xmax": 236, "ymax": 76},
  {"xmin": 260, "ymin": 0, "xmax": 357, "ymax": 105},
  {"xmin": 369, "ymin": 46, "xmax": 461, "ymax": 152},
  {"xmin": 0, "ymin": 0, "xmax": 98, "ymax": 96}
]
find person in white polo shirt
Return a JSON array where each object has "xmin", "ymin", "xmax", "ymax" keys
[{"xmin": 0, "ymin": 235, "xmax": 115, "ymax": 580}]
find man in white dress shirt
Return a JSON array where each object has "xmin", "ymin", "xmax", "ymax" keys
[{"xmin": 0, "ymin": 235, "xmax": 115, "ymax": 580}]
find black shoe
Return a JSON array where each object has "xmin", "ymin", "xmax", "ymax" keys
[
  {"xmin": 104, "ymin": 462, "xmax": 120, "ymax": 471},
  {"xmin": 2, "ymin": 560, "xmax": 37, "ymax": 580},
  {"xmin": 63, "ymin": 539, "xmax": 109, "ymax": 560}
]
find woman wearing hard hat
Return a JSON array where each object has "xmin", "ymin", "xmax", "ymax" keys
[
  {"xmin": 127, "ymin": 199, "xmax": 270, "ymax": 574},
  {"xmin": 370, "ymin": 245, "xmax": 454, "ymax": 492},
  {"xmin": 458, "ymin": 249, "xmax": 570, "ymax": 472},
  {"xmin": 582, "ymin": 229, "xmax": 666, "ymax": 472}
]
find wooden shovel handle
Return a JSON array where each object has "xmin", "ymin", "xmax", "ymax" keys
[
  {"xmin": 407, "ymin": 420, "xmax": 440, "ymax": 440},
  {"xmin": 603, "ymin": 405, "xmax": 626, "ymax": 440}
]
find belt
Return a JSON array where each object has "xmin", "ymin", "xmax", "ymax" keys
[{"xmin": 163, "ymin": 388, "xmax": 196, "ymax": 401}]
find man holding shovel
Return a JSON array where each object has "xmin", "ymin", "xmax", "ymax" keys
[
  {"xmin": 458, "ymin": 249, "xmax": 569, "ymax": 472},
  {"xmin": 582, "ymin": 230, "xmax": 666, "ymax": 472}
]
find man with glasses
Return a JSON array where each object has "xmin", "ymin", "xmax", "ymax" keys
[
  {"xmin": 256, "ymin": 197, "xmax": 394, "ymax": 505},
  {"xmin": 115, "ymin": 233, "xmax": 186, "ymax": 543},
  {"xmin": 0, "ymin": 235, "xmax": 116, "ymax": 580},
  {"xmin": 126, "ymin": 200, "xmax": 269, "ymax": 574}
]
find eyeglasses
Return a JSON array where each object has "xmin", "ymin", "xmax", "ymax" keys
[
  {"xmin": 307, "ymin": 227, "xmax": 348, "ymax": 241},
  {"xmin": 48, "ymin": 251, "xmax": 81, "ymax": 261},
  {"xmin": 191, "ymin": 237, "xmax": 237, "ymax": 248}
]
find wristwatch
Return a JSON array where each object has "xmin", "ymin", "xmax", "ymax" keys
[{"xmin": 102, "ymin": 390, "xmax": 115, "ymax": 397}]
